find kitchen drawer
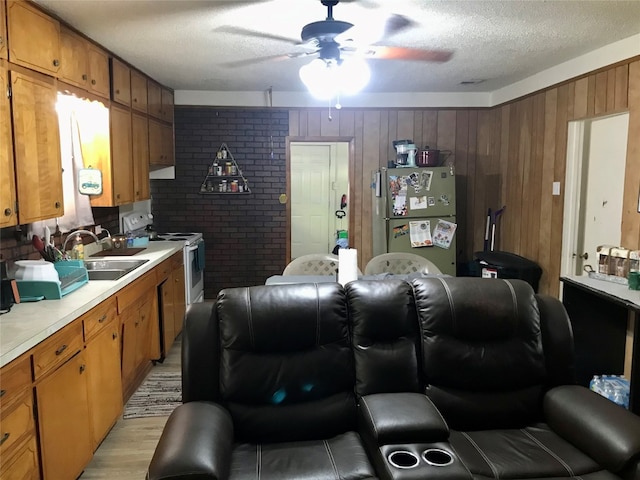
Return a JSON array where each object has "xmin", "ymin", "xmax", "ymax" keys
[
  {"xmin": 82, "ymin": 296, "xmax": 117, "ymax": 341},
  {"xmin": 117, "ymin": 270, "xmax": 156, "ymax": 314},
  {"xmin": 0, "ymin": 435, "xmax": 39, "ymax": 480},
  {"xmin": 32, "ymin": 322, "xmax": 83, "ymax": 379},
  {"xmin": 0, "ymin": 356, "xmax": 31, "ymax": 413},
  {"xmin": 155, "ymin": 257, "xmax": 173, "ymax": 283},
  {"xmin": 0, "ymin": 394, "xmax": 35, "ymax": 458}
]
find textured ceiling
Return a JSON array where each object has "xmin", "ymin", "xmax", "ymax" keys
[{"xmin": 34, "ymin": 0, "xmax": 640, "ymax": 94}]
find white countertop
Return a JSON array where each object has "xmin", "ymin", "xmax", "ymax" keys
[
  {"xmin": 561, "ymin": 274, "xmax": 640, "ymax": 311},
  {"xmin": 0, "ymin": 241, "xmax": 184, "ymax": 368}
]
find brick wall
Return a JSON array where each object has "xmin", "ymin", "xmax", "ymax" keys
[{"xmin": 150, "ymin": 107, "xmax": 289, "ymax": 299}]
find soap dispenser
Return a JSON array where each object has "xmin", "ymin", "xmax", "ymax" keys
[{"xmin": 71, "ymin": 233, "xmax": 84, "ymax": 260}]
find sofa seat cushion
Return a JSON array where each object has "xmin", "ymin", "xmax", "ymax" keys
[
  {"xmin": 229, "ymin": 431, "xmax": 377, "ymax": 480},
  {"xmin": 449, "ymin": 425, "xmax": 620, "ymax": 480}
]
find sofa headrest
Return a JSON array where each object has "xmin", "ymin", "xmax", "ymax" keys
[
  {"xmin": 413, "ymin": 278, "xmax": 547, "ymax": 429},
  {"xmin": 216, "ymin": 283, "xmax": 356, "ymax": 442}
]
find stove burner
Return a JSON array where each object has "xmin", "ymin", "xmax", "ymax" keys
[{"xmin": 168, "ymin": 237, "xmax": 188, "ymax": 241}]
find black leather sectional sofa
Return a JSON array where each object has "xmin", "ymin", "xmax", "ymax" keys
[{"xmin": 147, "ymin": 277, "xmax": 640, "ymax": 480}]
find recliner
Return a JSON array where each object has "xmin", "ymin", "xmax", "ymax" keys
[
  {"xmin": 149, "ymin": 282, "xmax": 377, "ymax": 480},
  {"xmin": 148, "ymin": 278, "xmax": 640, "ymax": 480}
]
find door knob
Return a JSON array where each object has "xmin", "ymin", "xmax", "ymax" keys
[{"xmin": 573, "ymin": 252, "xmax": 588, "ymax": 260}]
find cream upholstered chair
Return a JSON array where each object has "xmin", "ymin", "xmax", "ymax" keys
[
  {"xmin": 283, "ymin": 253, "xmax": 364, "ymax": 276},
  {"xmin": 364, "ymin": 252, "xmax": 442, "ymax": 275}
]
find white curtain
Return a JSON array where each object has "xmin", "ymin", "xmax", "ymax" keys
[{"xmin": 29, "ymin": 94, "xmax": 98, "ymax": 239}]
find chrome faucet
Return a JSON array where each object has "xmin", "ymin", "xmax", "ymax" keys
[{"xmin": 62, "ymin": 229, "xmax": 106, "ymax": 252}]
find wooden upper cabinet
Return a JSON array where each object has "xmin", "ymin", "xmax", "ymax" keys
[
  {"xmin": 10, "ymin": 67, "xmax": 64, "ymax": 224},
  {"xmin": 147, "ymin": 80, "xmax": 162, "ymax": 119},
  {"xmin": 0, "ymin": 62, "xmax": 17, "ymax": 228},
  {"xmin": 110, "ymin": 57, "xmax": 131, "ymax": 106},
  {"xmin": 87, "ymin": 43, "xmax": 109, "ymax": 99},
  {"xmin": 110, "ymin": 105, "xmax": 134, "ymax": 205},
  {"xmin": 161, "ymin": 87, "xmax": 174, "ymax": 123},
  {"xmin": 0, "ymin": 0, "xmax": 7, "ymax": 60},
  {"xmin": 7, "ymin": 1, "xmax": 60, "ymax": 76},
  {"xmin": 149, "ymin": 118, "xmax": 174, "ymax": 167},
  {"xmin": 130, "ymin": 69, "xmax": 148, "ymax": 113},
  {"xmin": 132, "ymin": 112, "xmax": 150, "ymax": 202},
  {"xmin": 59, "ymin": 26, "xmax": 89, "ymax": 89}
]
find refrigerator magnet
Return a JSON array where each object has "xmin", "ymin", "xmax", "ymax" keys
[
  {"xmin": 393, "ymin": 224, "xmax": 409, "ymax": 238},
  {"xmin": 410, "ymin": 196, "xmax": 428, "ymax": 210}
]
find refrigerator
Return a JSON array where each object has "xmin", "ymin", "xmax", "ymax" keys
[{"xmin": 372, "ymin": 166, "xmax": 457, "ymax": 276}]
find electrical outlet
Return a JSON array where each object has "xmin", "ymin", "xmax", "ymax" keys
[{"xmin": 552, "ymin": 182, "xmax": 561, "ymax": 196}]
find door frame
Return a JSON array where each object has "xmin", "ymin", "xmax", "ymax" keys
[
  {"xmin": 286, "ymin": 136, "xmax": 355, "ymax": 264},
  {"xmin": 561, "ymin": 112, "xmax": 629, "ymax": 280}
]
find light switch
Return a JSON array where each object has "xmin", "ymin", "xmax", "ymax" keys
[{"xmin": 552, "ymin": 182, "xmax": 561, "ymax": 196}]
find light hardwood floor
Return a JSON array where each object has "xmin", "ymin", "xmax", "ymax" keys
[{"xmin": 79, "ymin": 342, "xmax": 181, "ymax": 479}]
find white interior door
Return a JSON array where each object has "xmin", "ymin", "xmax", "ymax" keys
[
  {"xmin": 291, "ymin": 144, "xmax": 333, "ymax": 259},
  {"xmin": 561, "ymin": 113, "xmax": 629, "ymax": 277}
]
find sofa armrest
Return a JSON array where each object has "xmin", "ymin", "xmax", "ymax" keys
[
  {"xmin": 148, "ymin": 401, "xmax": 234, "ymax": 480},
  {"xmin": 359, "ymin": 392, "xmax": 449, "ymax": 445},
  {"xmin": 544, "ymin": 385, "xmax": 640, "ymax": 473}
]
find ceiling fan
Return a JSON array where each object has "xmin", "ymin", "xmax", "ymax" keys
[
  {"xmin": 218, "ymin": 0, "xmax": 453, "ymax": 99},
  {"xmin": 219, "ymin": 0, "xmax": 453, "ymax": 67}
]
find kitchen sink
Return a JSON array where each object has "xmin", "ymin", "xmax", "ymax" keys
[{"xmin": 84, "ymin": 259, "xmax": 149, "ymax": 281}]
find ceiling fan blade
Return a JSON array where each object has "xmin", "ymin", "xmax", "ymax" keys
[
  {"xmin": 220, "ymin": 53, "xmax": 295, "ymax": 68},
  {"xmin": 365, "ymin": 46, "xmax": 453, "ymax": 63},
  {"xmin": 381, "ymin": 14, "xmax": 415, "ymax": 38},
  {"xmin": 215, "ymin": 25, "xmax": 300, "ymax": 45}
]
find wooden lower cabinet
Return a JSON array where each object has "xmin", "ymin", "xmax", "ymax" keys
[
  {"xmin": 158, "ymin": 252, "xmax": 185, "ymax": 356},
  {"xmin": 120, "ymin": 286, "xmax": 159, "ymax": 399},
  {"xmin": 1, "ymin": 256, "xmax": 178, "ymax": 478},
  {"xmin": 0, "ymin": 436, "xmax": 39, "ymax": 480},
  {"xmin": 85, "ymin": 321, "xmax": 123, "ymax": 448},
  {"xmin": 36, "ymin": 351, "xmax": 92, "ymax": 480},
  {"xmin": 172, "ymin": 263, "xmax": 186, "ymax": 337}
]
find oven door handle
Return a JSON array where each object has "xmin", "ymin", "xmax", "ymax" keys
[{"xmin": 187, "ymin": 241, "xmax": 202, "ymax": 253}]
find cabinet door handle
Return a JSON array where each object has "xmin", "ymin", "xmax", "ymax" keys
[
  {"xmin": 0, "ymin": 36, "xmax": 4, "ymax": 46},
  {"xmin": 116, "ymin": 89, "xmax": 120, "ymax": 94},
  {"xmin": 82, "ymin": 74, "xmax": 88, "ymax": 80},
  {"xmin": 0, "ymin": 432, "xmax": 9, "ymax": 446},
  {"xmin": 0, "ymin": 389, "xmax": 5, "ymax": 398},
  {"xmin": 91, "ymin": 79, "xmax": 96, "ymax": 85},
  {"xmin": 54, "ymin": 201, "xmax": 61, "ymax": 209},
  {"xmin": 98, "ymin": 314, "xmax": 107, "ymax": 323},
  {"xmin": 112, "ymin": 332, "xmax": 118, "ymax": 340},
  {"xmin": 53, "ymin": 59, "xmax": 60, "ymax": 67},
  {"xmin": 79, "ymin": 364, "xmax": 86, "ymax": 374},
  {"xmin": 3, "ymin": 208, "xmax": 11, "ymax": 216},
  {"xmin": 55, "ymin": 344, "xmax": 68, "ymax": 356}
]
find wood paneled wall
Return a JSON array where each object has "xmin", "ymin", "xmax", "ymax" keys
[{"xmin": 288, "ymin": 57, "xmax": 640, "ymax": 296}]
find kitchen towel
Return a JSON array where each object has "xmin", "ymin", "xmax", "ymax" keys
[
  {"xmin": 338, "ymin": 249, "xmax": 359, "ymax": 286},
  {"xmin": 195, "ymin": 242, "xmax": 205, "ymax": 272}
]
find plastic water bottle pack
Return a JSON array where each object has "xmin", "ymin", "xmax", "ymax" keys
[{"xmin": 589, "ymin": 375, "xmax": 630, "ymax": 409}]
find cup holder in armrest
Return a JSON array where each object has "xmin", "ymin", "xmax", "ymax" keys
[
  {"xmin": 422, "ymin": 448, "xmax": 454, "ymax": 466},
  {"xmin": 387, "ymin": 450, "xmax": 420, "ymax": 469}
]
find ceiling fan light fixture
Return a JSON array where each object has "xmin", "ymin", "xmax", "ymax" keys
[{"xmin": 299, "ymin": 56, "xmax": 370, "ymax": 100}]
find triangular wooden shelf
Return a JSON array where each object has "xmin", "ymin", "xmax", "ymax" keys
[{"xmin": 199, "ymin": 143, "xmax": 251, "ymax": 195}]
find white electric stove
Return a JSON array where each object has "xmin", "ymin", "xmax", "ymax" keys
[{"xmin": 121, "ymin": 213, "xmax": 205, "ymax": 306}]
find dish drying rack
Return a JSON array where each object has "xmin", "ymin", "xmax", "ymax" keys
[{"xmin": 16, "ymin": 261, "xmax": 89, "ymax": 301}]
